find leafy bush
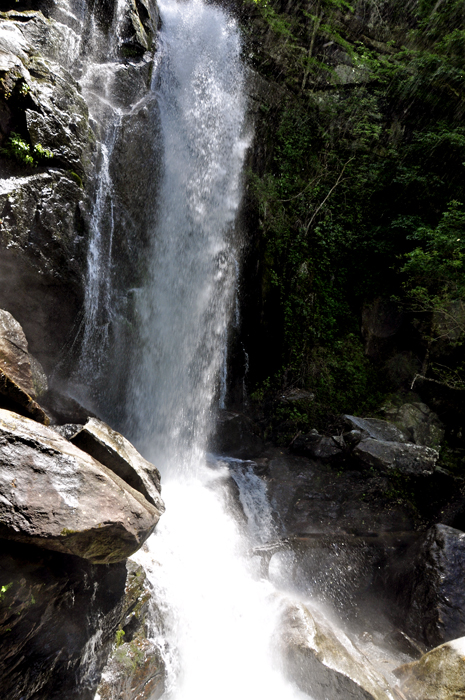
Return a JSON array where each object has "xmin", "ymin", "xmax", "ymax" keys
[{"xmin": 1, "ymin": 132, "xmax": 53, "ymax": 167}]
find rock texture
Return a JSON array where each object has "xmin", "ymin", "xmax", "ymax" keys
[
  {"xmin": 389, "ymin": 524, "xmax": 465, "ymax": 648},
  {"xmin": 0, "ymin": 409, "xmax": 163, "ymax": 563},
  {"xmin": 70, "ymin": 417, "xmax": 163, "ymax": 510},
  {"xmin": 280, "ymin": 601, "xmax": 396, "ymax": 700},
  {"xmin": 0, "ymin": 542, "xmax": 142, "ymax": 700},
  {"xmin": 95, "ymin": 560, "xmax": 165, "ymax": 700},
  {"xmin": 211, "ymin": 409, "xmax": 264, "ymax": 459},
  {"xmin": 352, "ymin": 438, "xmax": 438, "ymax": 476},
  {"xmin": 383, "ymin": 403, "xmax": 445, "ymax": 449},
  {"xmin": 394, "ymin": 637, "xmax": 465, "ymax": 700}
]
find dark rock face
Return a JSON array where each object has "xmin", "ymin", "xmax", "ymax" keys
[
  {"xmin": 211, "ymin": 410, "xmax": 264, "ymax": 459},
  {"xmin": 0, "ymin": 409, "xmax": 162, "ymax": 563},
  {"xmin": 389, "ymin": 524, "xmax": 465, "ymax": 649},
  {"xmin": 0, "ymin": 539, "xmax": 129, "ymax": 700},
  {"xmin": 95, "ymin": 559, "xmax": 165, "ymax": 700}
]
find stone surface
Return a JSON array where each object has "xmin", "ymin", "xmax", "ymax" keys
[
  {"xmin": 95, "ymin": 560, "xmax": 165, "ymax": 700},
  {"xmin": 389, "ymin": 524, "xmax": 465, "ymax": 648},
  {"xmin": 352, "ymin": 438, "xmax": 438, "ymax": 476},
  {"xmin": 361, "ymin": 298, "xmax": 403, "ymax": 359},
  {"xmin": 280, "ymin": 601, "xmax": 396, "ymax": 700},
  {"xmin": 70, "ymin": 417, "xmax": 163, "ymax": 510},
  {"xmin": 292, "ymin": 433, "xmax": 343, "ymax": 462},
  {"xmin": 0, "ymin": 408, "xmax": 163, "ymax": 563},
  {"xmin": 265, "ymin": 450, "xmax": 415, "ymax": 537},
  {"xmin": 383, "ymin": 402, "xmax": 445, "ymax": 449},
  {"xmin": 394, "ymin": 637, "xmax": 465, "ymax": 700},
  {"xmin": 0, "ymin": 538, "xmax": 128, "ymax": 700},
  {"xmin": 344, "ymin": 415, "xmax": 408, "ymax": 443}
]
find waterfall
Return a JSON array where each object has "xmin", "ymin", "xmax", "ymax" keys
[{"xmin": 125, "ymin": 1, "xmax": 310, "ymax": 698}]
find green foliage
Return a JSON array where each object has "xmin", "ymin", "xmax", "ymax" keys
[
  {"xmin": 1, "ymin": 132, "xmax": 53, "ymax": 167},
  {"xmin": 246, "ymin": 0, "xmax": 465, "ymax": 427},
  {"xmin": 401, "ymin": 201, "xmax": 465, "ymax": 339},
  {"xmin": 0, "ymin": 583, "xmax": 13, "ymax": 603},
  {"xmin": 115, "ymin": 628, "xmax": 125, "ymax": 647}
]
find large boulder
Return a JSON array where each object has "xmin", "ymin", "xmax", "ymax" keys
[
  {"xmin": 344, "ymin": 415, "xmax": 408, "ymax": 443},
  {"xmin": 280, "ymin": 601, "xmax": 396, "ymax": 700},
  {"xmin": 383, "ymin": 402, "xmax": 444, "ymax": 449},
  {"xmin": 394, "ymin": 637, "xmax": 465, "ymax": 700},
  {"xmin": 390, "ymin": 524, "xmax": 465, "ymax": 648},
  {"xmin": 0, "ymin": 409, "xmax": 163, "ymax": 563},
  {"xmin": 352, "ymin": 439, "xmax": 438, "ymax": 476},
  {"xmin": 70, "ymin": 417, "xmax": 163, "ymax": 510}
]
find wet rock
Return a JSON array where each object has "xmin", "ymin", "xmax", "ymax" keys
[
  {"xmin": 70, "ymin": 417, "xmax": 163, "ymax": 510},
  {"xmin": 211, "ymin": 409, "xmax": 264, "ymax": 459},
  {"xmin": 352, "ymin": 439, "xmax": 438, "ymax": 476},
  {"xmin": 266, "ymin": 451, "xmax": 415, "ymax": 537},
  {"xmin": 344, "ymin": 429, "xmax": 363, "ymax": 448},
  {"xmin": 344, "ymin": 415, "xmax": 408, "ymax": 443},
  {"xmin": 0, "ymin": 408, "xmax": 163, "ymax": 563},
  {"xmin": 390, "ymin": 524, "xmax": 465, "ymax": 648},
  {"xmin": 50, "ymin": 422, "xmax": 83, "ymax": 440},
  {"xmin": 95, "ymin": 560, "xmax": 165, "ymax": 700},
  {"xmin": 280, "ymin": 601, "xmax": 395, "ymax": 700},
  {"xmin": 394, "ymin": 637, "xmax": 465, "ymax": 700},
  {"xmin": 0, "ymin": 538, "xmax": 128, "ymax": 700},
  {"xmin": 383, "ymin": 402, "xmax": 444, "ymax": 449}
]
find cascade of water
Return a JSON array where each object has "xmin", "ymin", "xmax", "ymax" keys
[
  {"xmin": 70, "ymin": 0, "xmax": 130, "ymax": 400},
  {"xmin": 125, "ymin": 1, "xmax": 312, "ymax": 698}
]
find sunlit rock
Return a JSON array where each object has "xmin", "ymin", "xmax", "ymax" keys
[
  {"xmin": 280, "ymin": 601, "xmax": 396, "ymax": 700},
  {"xmin": 70, "ymin": 417, "xmax": 164, "ymax": 511},
  {"xmin": 0, "ymin": 409, "xmax": 162, "ymax": 563},
  {"xmin": 344, "ymin": 415, "xmax": 408, "ymax": 443},
  {"xmin": 352, "ymin": 439, "xmax": 438, "ymax": 476},
  {"xmin": 394, "ymin": 637, "xmax": 465, "ymax": 700}
]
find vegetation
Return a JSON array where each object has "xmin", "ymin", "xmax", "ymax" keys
[
  {"xmin": 241, "ymin": 0, "xmax": 465, "ymax": 434},
  {"xmin": 1, "ymin": 132, "xmax": 53, "ymax": 167}
]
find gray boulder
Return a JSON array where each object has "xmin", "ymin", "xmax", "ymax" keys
[
  {"xmin": 344, "ymin": 415, "xmax": 408, "ymax": 443},
  {"xmin": 352, "ymin": 439, "xmax": 438, "ymax": 476},
  {"xmin": 383, "ymin": 402, "xmax": 444, "ymax": 449},
  {"xmin": 394, "ymin": 637, "xmax": 465, "ymax": 700},
  {"xmin": 280, "ymin": 601, "xmax": 396, "ymax": 700},
  {"xmin": 292, "ymin": 432, "xmax": 343, "ymax": 462},
  {"xmin": 70, "ymin": 417, "xmax": 163, "ymax": 510},
  {"xmin": 0, "ymin": 409, "xmax": 163, "ymax": 563}
]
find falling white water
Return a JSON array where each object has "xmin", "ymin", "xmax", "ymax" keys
[{"xmin": 125, "ymin": 1, "xmax": 311, "ymax": 699}]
